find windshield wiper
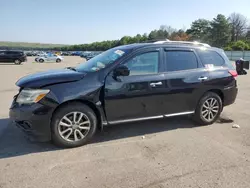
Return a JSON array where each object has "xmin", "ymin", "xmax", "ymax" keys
[{"xmin": 66, "ymin": 67, "xmax": 77, "ymax": 71}]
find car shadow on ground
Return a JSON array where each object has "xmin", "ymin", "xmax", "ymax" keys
[
  {"xmin": 0, "ymin": 115, "xmax": 233, "ymax": 159},
  {"xmin": 0, "ymin": 119, "xmax": 58, "ymax": 159},
  {"xmin": 92, "ymin": 116, "xmax": 196, "ymax": 144}
]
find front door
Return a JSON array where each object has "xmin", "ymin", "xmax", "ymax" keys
[{"xmin": 104, "ymin": 49, "xmax": 166, "ymax": 122}]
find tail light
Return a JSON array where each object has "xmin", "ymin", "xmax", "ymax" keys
[{"xmin": 229, "ymin": 70, "xmax": 238, "ymax": 78}]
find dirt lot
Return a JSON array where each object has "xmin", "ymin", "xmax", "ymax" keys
[{"xmin": 0, "ymin": 57, "xmax": 250, "ymax": 188}]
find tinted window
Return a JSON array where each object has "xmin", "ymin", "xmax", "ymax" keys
[
  {"xmin": 197, "ymin": 50, "xmax": 225, "ymax": 66},
  {"xmin": 6, "ymin": 51, "xmax": 21, "ymax": 55},
  {"xmin": 125, "ymin": 52, "xmax": 159, "ymax": 75},
  {"xmin": 165, "ymin": 51, "xmax": 198, "ymax": 71}
]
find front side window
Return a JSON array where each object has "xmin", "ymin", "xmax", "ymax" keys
[
  {"xmin": 165, "ymin": 51, "xmax": 198, "ymax": 71},
  {"xmin": 125, "ymin": 52, "xmax": 159, "ymax": 76},
  {"xmin": 197, "ymin": 50, "xmax": 225, "ymax": 67},
  {"xmin": 76, "ymin": 48, "xmax": 129, "ymax": 72}
]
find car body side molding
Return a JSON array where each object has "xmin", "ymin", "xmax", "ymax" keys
[{"xmin": 106, "ymin": 111, "xmax": 194, "ymax": 125}]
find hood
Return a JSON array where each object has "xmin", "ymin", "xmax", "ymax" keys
[{"xmin": 16, "ymin": 68, "xmax": 85, "ymax": 88}]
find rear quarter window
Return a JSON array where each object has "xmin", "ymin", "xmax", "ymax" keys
[{"xmin": 197, "ymin": 50, "xmax": 225, "ymax": 67}]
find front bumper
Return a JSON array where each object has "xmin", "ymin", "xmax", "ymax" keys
[{"xmin": 9, "ymin": 102, "xmax": 53, "ymax": 142}]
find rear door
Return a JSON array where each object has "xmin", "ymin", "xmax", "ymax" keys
[
  {"xmin": 104, "ymin": 48, "xmax": 166, "ymax": 122},
  {"xmin": 161, "ymin": 49, "xmax": 210, "ymax": 115}
]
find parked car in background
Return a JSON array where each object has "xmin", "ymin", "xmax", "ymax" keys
[
  {"xmin": 61, "ymin": 52, "xmax": 70, "ymax": 56},
  {"xmin": 37, "ymin": 52, "xmax": 47, "ymax": 56},
  {"xmin": 0, "ymin": 50, "xmax": 27, "ymax": 64},
  {"xmin": 85, "ymin": 53, "xmax": 95, "ymax": 60},
  {"xmin": 80, "ymin": 51, "xmax": 92, "ymax": 58},
  {"xmin": 10, "ymin": 41, "xmax": 238, "ymax": 148},
  {"xmin": 25, "ymin": 51, "xmax": 33, "ymax": 56},
  {"xmin": 35, "ymin": 54, "xmax": 63, "ymax": 63},
  {"xmin": 71, "ymin": 51, "xmax": 82, "ymax": 56},
  {"xmin": 31, "ymin": 51, "xmax": 38, "ymax": 56}
]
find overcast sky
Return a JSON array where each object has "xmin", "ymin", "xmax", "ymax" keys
[{"xmin": 1, "ymin": 0, "xmax": 250, "ymax": 44}]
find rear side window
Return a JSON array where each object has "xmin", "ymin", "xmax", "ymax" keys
[
  {"xmin": 165, "ymin": 51, "xmax": 198, "ymax": 71},
  {"xmin": 197, "ymin": 50, "xmax": 225, "ymax": 67},
  {"xmin": 6, "ymin": 51, "xmax": 23, "ymax": 55}
]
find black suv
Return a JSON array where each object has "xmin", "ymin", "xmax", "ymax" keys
[
  {"xmin": 9, "ymin": 41, "xmax": 238, "ymax": 147},
  {"xmin": 0, "ymin": 50, "xmax": 27, "ymax": 64}
]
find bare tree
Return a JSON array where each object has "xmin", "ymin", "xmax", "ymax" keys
[
  {"xmin": 228, "ymin": 13, "xmax": 248, "ymax": 41},
  {"xmin": 159, "ymin": 25, "xmax": 176, "ymax": 35}
]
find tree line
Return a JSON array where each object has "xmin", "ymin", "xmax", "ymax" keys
[
  {"xmin": 0, "ymin": 41, "xmax": 67, "ymax": 50},
  {"xmin": 55, "ymin": 12, "xmax": 250, "ymax": 52}
]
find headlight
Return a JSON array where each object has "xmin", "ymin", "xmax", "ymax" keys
[{"xmin": 16, "ymin": 89, "xmax": 50, "ymax": 104}]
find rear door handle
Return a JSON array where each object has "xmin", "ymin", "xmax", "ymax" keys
[
  {"xmin": 198, "ymin": 76, "xmax": 208, "ymax": 81},
  {"xmin": 150, "ymin": 81, "xmax": 163, "ymax": 87}
]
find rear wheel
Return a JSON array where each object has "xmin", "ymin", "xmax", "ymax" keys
[
  {"xmin": 56, "ymin": 58, "xmax": 61, "ymax": 63},
  {"xmin": 39, "ymin": 59, "xmax": 44, "ymax": 63},
  {"xmin": 193, "ymin": 92, "xmax": 222, "ymax": 125},
  {"xmin": 51, "ymin": 103, "xmax": 97, "ymax": 148},
  {"xmin": 14, "ymin": 59, "xmax": 21, "ymax": 65}
]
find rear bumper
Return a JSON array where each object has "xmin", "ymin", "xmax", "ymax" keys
[{"xmin": 223, "ymin": 86, "xmax": 238, "ymax": 106}]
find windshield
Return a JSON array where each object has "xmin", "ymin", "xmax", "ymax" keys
[{"xmin": 75, "ymin": 48, "xmax": 129, "ymax": 72}]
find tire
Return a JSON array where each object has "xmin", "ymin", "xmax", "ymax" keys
[
  {"xmin": 193, "ymin": 92, "xmax": 222, "ymax": 125},
  {"xmin": 39, "ymin": 59, "xmax": 44, "ymax": 63},
  {"xmin": 14, "ymin": 59, "xmax": 21, "ymax": 65},
  {"xmin": 56, "ymin": 58, "xmax": 61, "ymax": 63},
  {"xmin": 51, "ymin": 103, "xmax": 97, "ymax": 148}
]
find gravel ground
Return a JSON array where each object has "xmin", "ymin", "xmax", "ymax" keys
[{"xmin": 0, "ymin": 57, "xmax": 249, "ymax": 188}]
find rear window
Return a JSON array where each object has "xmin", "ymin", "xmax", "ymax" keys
[
  {"xmin": 220, "ymin": 50, "xmax": 235, "ymax": 70},
  {"xmin": 197, "ymin": 50, "xmax": 225, "ymax": 67}
]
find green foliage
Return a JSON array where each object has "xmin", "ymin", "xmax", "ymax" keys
[
  {"xmin": 224, "ymin": 46, "xmax": 232, "ymax": 51},
  {"xmin": 210, "ymin": 14, "xmax": 231, "ymax": 47},
  {"xmin": 0, "ymin": 41, "xmax": 67, "ymax": 50},
  {"xmin": 226, "ymin": 40, "xmax": 250, "ymax": 50},
  {"xmin": 186, "ymin": 19, "xmax": 211, "ymax": 42}
]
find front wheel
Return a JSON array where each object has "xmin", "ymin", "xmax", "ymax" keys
[
  {"xmin": 193, "ymin": 92, "xmax": 222, "ymax": 125},
  {"xmin": 39, "ymin": 59, "xmax": 44, "ymax": 63},
  {"xmin": 14, "ymin": 59, "xmax": 21, "ymax": 65},
  {"xmin": 56, "ymin": 58, "xmax": 61, "ymax": 63},
  {"xmin": 51, "ymin": 103, "xmax": 97, "ymax": 148}
]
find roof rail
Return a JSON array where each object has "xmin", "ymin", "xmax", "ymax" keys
[
  {"xmin": 153, "ymin": 40, "xmax": 211, "ymax": 47},
  {"xmin": 140, "ymin": 39, "xmax": 170, "ymax": 43}
]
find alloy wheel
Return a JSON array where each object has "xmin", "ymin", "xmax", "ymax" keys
[
  {"xmin": 201, "ymin": 98, "xmax": 219, "ymax": 122},
  {"xmin": 58, "ymin": 112, "xmax": 91, "ymax": 142},
  {"xmin": 14, "ymin": 59, "xmax": 21, "ymax": 64}
]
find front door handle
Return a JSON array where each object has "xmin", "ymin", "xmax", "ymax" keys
[
  {"xmin": 150, "ymin": 81, "xmax": 163, "ymax": 87},
  {"xmin": 198, "ymin": 76, "xmax": 208, "ymax": 81}
]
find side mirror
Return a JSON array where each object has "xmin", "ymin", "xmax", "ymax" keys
[{"xmin": 113, "ymin": 65, "xmax": 130, "ymax": 77}]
